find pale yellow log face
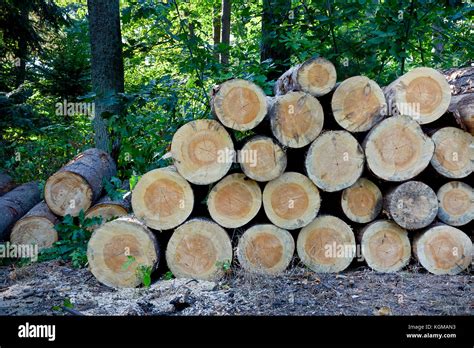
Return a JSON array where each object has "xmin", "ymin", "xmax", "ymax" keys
[
  {"xmin": 345, "ymin": 186, "xmax": 376, "ymax": 217},
  {"xmin": 241, "ymin": 137, "xmax": 287, "ymax": 181},
  {"xmin": 143, "ymin": 178, "xmax": 184, "ymax": 218},
  {"xmin": 374, "ymin": 125, "xmax": 420, "ymax": 169},
  {"xmin": 103, "ymin": 234, "xmax": 140, "ymax": 273},
  {"xmin": 306, "ymin": 63, "xmax": 330, "ymax": 88},
  {"xmin": 437, "ymin": 182, "xmax": 473, "ymax": 226},
  {"xmin": 10, "ymin": 218, "xmax": 58, "ymax": 251},
  {"xmin": 245, "ymin": 232, "xmax": 283, "ymax": 269},
  {"xmin": 175, "ymin": 234, "xmax": 217, "ymax": 275},
  {"xmin": 214, "ymin": 182, "xmax": 252, "ymax": 218},
  {"xmin": 425, "ymin": 234, "xmax": 464, "ymax": 270},
  {"xmin": 222, "ymin": 87, "xmax": 260, "ymax": 124},
  {"xmin": 297, "ymin": 57, "xmax": 337, "ymax": 96},
  {"xmin": 442, "ymin": 189, "xmax": 470, "ymax": 216},
  {"xmin": 367, "ymin": 229, "xmax": 404, "ymax": 268},
  {"xmin": 85, "ymin": 205, "xmax": 128, "ymax": 224},
  {"xmin": 405, "ymin": 77, "xmax": 442, "ymax": 115},
  {"xmin": 270, "ymin": 183, "xmax": 309, "ymax": 220},
  {"xmin": 304, "ymin": 227, "xmax": 343, "ymax": 265}
]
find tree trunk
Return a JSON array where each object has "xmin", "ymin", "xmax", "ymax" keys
[
  {"xmin": 207, "ymin": 173, "xmax": 261, "ymax": 228},
  {"xmin": 263, "ymin": 172, "xmax": 320, "ymax": 230},
  {"xmin": 87, "ymin": 216, "xmax": 160, "ymax": 288},
  {"xmin": 170, "ymin": 119, "xmax": 234, "ymax": 185},
  {"xmin": 261, "ymin": 0, "xmax": 292, "ymax": 80},
  {"xmin": 341, "ymin": 178, "xmax": 383, "ymax": 223},
  {"xmin": 384, "ymin": 181, "xmax": 438, "ymax": 230},
  {"xmin": 269, "ymin": 91, "xmax": 324, "ymax": 148},
  {"xmin": 14, "ymin": 6, "xmax": 28, "ymax": 87},
  {"xmin": 413, "ymin": 224, "xmax": 472, "ymax": 275},
  {"xmin": 237, "ymin": 224, "xmax": 294, "ymax": 275},
  {"xmin": 131, "ymin": 166, "xmax": 194, "ymax": 230},
  {"xmin": 44, "ymin": 148, "xmax": 117, "ymax": 216},
  {"xmin": 220, "ymin": 0, "xmax": 231, "ymax": 65},
  {"xmin": 165, "ymin": 218, "xmax": 233, "ymax": 281},
  {"xmin": 297, "ymin": 215, "xmax": 355, "ymax": 273},
  {"xmin": 10, "ymin": 201, "xmax": 59, "ymax": 251},
  {"xmin": 213, "ymin": 1, "xmax": 221, "ymax": 60},
  {"xmin": 364, "ymin": 116, "xmax": 434, "ymax": 182},
  {"xmin": 0, "ymin": 173, "xmax": 15, "ymax": 196},
  {"xmin": 87, "ymin": 0, "xmax": 125, "ymax": 154},
  {"xmin": 305, "ymin": 130, "xmax": 365, "ymax": 192},
  {"xmin": 0, "ymin": 182, "xmax": 41, "ymax": 241},
  {"xmin": 436, "ymin": 181, "xmax": 473, "ymax": 227}
]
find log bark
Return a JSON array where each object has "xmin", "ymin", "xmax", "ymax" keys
[
  {"xmin": 0, "ymin": 173, "xmax": 15, "ymax": 196},
  {"xmin": 207, "ymin": 173, "xmax": 261, "ymax": 228},
  {"xmin": 274, "ymin": 57, "xmax": 337, "ymax": 97},
  {"xmin": 269, "ymin": 91, "xmax": 324, "ymax": 148},
  {"xmin": 413, "ymin": 224, "xmax": 472, "ymax": 275},
  {"xmin": 240, "ymin": 135, "xmax": 287, "ymax": 182},
  {"xmin": 437, "ymin": 181, "xmax": 473, "ymax": 227},
  {"xmin": 364, "ymin": 115, "xmax": 434, "ymax": 181},
  {"xmin": 296, "ymin": 215, "xmax": 355, "ymax": 273},
  {"xmin": 171, "ymin": 119, "xmax": 234, "ymax": 185},
  {"xmin": 220, "ymin": 0, "xmax": 231, "ymax": 65},
  {"xmin": 430, "ymin": 127, "xmax": 473, "ymax": 178},
  {"xmin": 87, "ymin": 216, "xmax": 160, "ymax": 288},
  {"xmin": 263, "ymin": 172, "xmax": 320, "ymax": 230},
  {"xmin": 131, "ymin": 167, "xmax": 194, "ymax": 231},
  {"xmin": 384, "ymin": 67, "xmax": 451, "ymax": 124},
  {"xmin": 359, "ymin": 220, "xmax": 410, "ymax": 273},
  {"xmin": 305, "ymin": 130, "xmax": 365, "ymax": 192},
  {"xmin": 10, "ymin": 201, "xmax": 59, "ymax": 251},
  {"xmin": 331, "ymin": 76, "xmax": 387, "ymax": 132},
  {"xmin": 165, "ymin": 218, "xmax": 233, "ymax": 281},
  {"xmin": 236, "ymin": 224, "xmax": 294, "ymax": 275},
  {"xmin": 210, "ymin": 79, "xmax": 267, "ymax": 131},
  {"xmin": 0, "ymin": 182, "xmax": 41, "ymax": 241},
  {"xmin": 384, "ymin": 181, "xmax": 438, "ymax": 230},
  {"xmin": 341, "ymin": 178, "xmax": 383, "ymax": 223},
  {"xmin": 44, "ymin": 148, "xmax": 117, "ymax": 216}
]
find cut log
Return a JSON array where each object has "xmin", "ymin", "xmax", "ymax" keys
[
  {"xmin": 240, "ymin": 136, "xmax": 287, "ymax": 182},
  {"xmin": 236, "ymin": 224, "xmax": 294, "ymax": 275},
  {"xmin": 166, "ymin": 218, "xmax": 233, "ymax": 281},
  {"xmin": 341, "ymin": 178, "xmax": 383, "ymax": 223},
  {"xmin": 331, "ymin": 76, "xmax": 387, "ymax": 132},
  {"xmin": 207, "ymin": 173, "xmax": 261, "ymax": 228},
  {"xmin": 263, "ymin": 172, "xmax": 320, "ymax": 230},
  {"xmin": 210, "ymin": 79, "xmax": 267, "ymax": 130},
  {"xmin": 437, "ymin": 181, "xmax": 473, "ymax": 226},
  {"xmin": 44, "ymin": 148, "xmax": 117, "ymax": 217},
  {"xmin": 131, "ymin": 167, "xmax": 194, "ymax": 230},
  {"xmin": 359, "ymin": 220, "xmax": 410, "ymax": 273},
  {"xmin": 269, "ymin": 91, "xmax": 324, "ymax": 148},
  {"xmin": 0, "ymin": 173, "xmax": 15, "ymax": 196},
  {"xmin": 10, "ymin": 201, "xmax": 58, "ymax": 251},
  {"xmin": 296, "ymin": 215, "xmax": 355, "ymax": 273},
  {"xmin": 385, "ymin": 181, "xmax": 438, "ymax": 230},
  {"xmin": 384, "ymin": 67, "xmax": 451, "ymax": 124},
  {"xmin": 364, "ymin": 115, "xmax": 434, "ymax": 181},
  {"xmin": 305, "ymin": 130, "xmax": 365, "ymax": 192},
  {"xmin": 85, "ymin": 193, "xmax": 131, "ymax": 228},
  {"xmin": 0, "ymin": 182, "xmax": 41, "ymax": 241},
  {"xmin": 87, "ymin": 216, "xmax": 160, "ymax": 288},
  {"xmin": 430, "ymin": 127, "xmax": 473, "ymax": 178},
  {"xmin": 274, "ymin": 57, "xmax": 337, "ymax": 97},
  {"xmin": 171, "ymin": 119, "xmax": 234, "ymax": 185},
  {"xmin": 413, "ymin": 224, "xmax": 472, "ymax": 275}
]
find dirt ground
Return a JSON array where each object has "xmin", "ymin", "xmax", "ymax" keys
[{"xmin": 0, "ymin": 260, "xmax": 472, "ymax": 316}]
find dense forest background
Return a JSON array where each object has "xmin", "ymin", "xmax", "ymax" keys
[{"xmin": 0, "ymin": 0, "xmax": 472, "ymax": 185}]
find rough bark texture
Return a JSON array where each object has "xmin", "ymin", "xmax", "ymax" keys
[
  {"xmin": 0, "ymin": 173, "xmax": 15, "ymax": 196},
  {"xmin": 0, "ymin": 182, "xmax": 41, "ymax": 240},
  {"xmin": 220, "ymin": 0, "xmax": 231, "ymax": 65},
  {"xmin": 213, "ymin": 2, "xmax": 221, "ymax": 60}
]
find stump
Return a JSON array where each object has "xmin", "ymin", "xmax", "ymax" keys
[
  {"xmin": 171, "ymin": 119, "xmax": 234, "ymax": 185},
  {"xmin": 296, "ymin": 215, "xmax": 355, "ymax": 273},
  {"xmin": 274, "ymin": 57, "xmax": 337, "ymax": 97},
  {"xmin": 359, "ymin": 220, "xmax": 411, "ymax": 273},
  {"xmin": 305, "ymin": 130, "xmax": 365, "ymax": 192},
  {"xmin": 413, "ymin": 224, "xmax": 472, "ymax": 275},
  {"xmin": 341, "ymin": 178, "xmax": 383, "ymax": 223},
  {"xmin": 240, "ymin": 136, "xmax": 287, "ymax": 182},
  {"xmin": 364, "ymin": 115, "xmax": 434, "ymax": 181},
  {"xmin": 207, "ymin": 173, "xmax": 262, "ymax": 228},
  {"xmin": 10, "ymin": 201, "xmax": 59, "ymax": 251},
  {"xmin": 437, "ymin": 181, "xmax": 473, "ymax": 226},
  {"xmin": 44, "ymin": 148, "xmax": 117, "ymax": 216},
  {"xmin": 87, "ymin": 216, "xmax": 160, "ymax": 288},
  {"xmin": 263, "ymin": 172, "xmax": 320, "ymax": 230},
  {"xmin": 166, "ymin": 219, "xmax": 233, "ymax": 281},
  {"xmin": 331, "ymin": 76, "xmax": 387, "ymax": 132},
  {"xmin": 0, "ymin": 182, "xmax": 41, "ymax": 241},
  {"xmin": 269, "ymin": 91, "xmax": 324, "ymax": 148},
  {"xmin": 430, "ymin": 127, "xmax": 473, "ymax": 178},
  {"xmin": 237, "ymin": 224, "xmax": 294, "ymax": 275},
  {"xmin": 385, "ymin": 181, "xmax": 438, "ymax": 230},
  {"xmin": 384, "ymin": 67, "xmax": 451, "ymax": 124},
  {"xmin": 131, "ymin": 167, "xmax": 194, "ymax": 230},
  {"xmin": 210, "ymin": 79, "xmax": 267, "ymax": 131}
]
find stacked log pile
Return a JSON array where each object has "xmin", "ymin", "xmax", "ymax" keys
[{"xmin": 4, "ymin": 58, "xmax": 473, "ymax": 288}]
